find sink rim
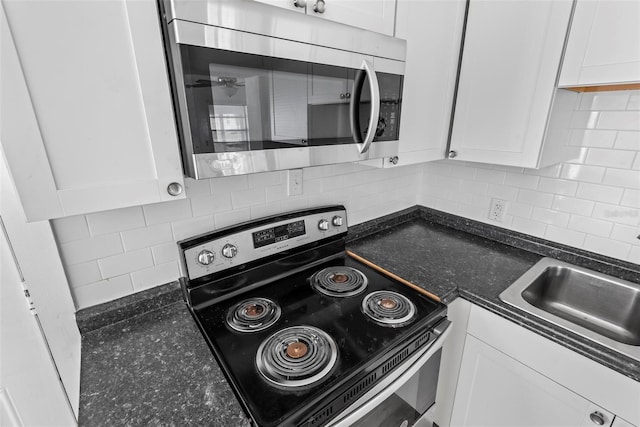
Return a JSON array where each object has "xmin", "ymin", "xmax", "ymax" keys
[{"xmin": 499, "ymin": 257, "xmax": 640, "ymax": 363}]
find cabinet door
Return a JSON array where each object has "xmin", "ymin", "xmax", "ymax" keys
[
  {"xmin": 311, "ymin": 0, "xmax": 397, "ymax": 36},
  {"xmin": 384, "ymin": 0, "xmax": 466, "ymax": 168},
  {"xmin": 450, "ymin": 334, "xmax": 614, "ymax": 427},
  {"xmin": 253, "ymin": 0, "xmax": 307, "ymax": 13},
  {"xmin": 448, "ymin": 0, "xmax": 573, "ymax": 168},
  {"xmin": 1, "ymin": 0, "xmax": 185, "ymax": 222},
  {"xmin": 559, "ymin": 0, "xmax": 640, "ymax": 87}
]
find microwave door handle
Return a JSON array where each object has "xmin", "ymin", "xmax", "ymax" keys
[
  {"xmin": 327, "ymin": 319, "xmax": 452, "ymax": 427},
  {"xmin": 350, "ymin": 60, "xmax": 380, "ymax": 155}
]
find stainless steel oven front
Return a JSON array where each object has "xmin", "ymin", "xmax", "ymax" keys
[
  {"xmin": 328, "ymin": 320, "xmax": 451, "ymax": 427},
  {"xmin": 159, "ymin": 0, "xmax": 406, "ymax": 179}
]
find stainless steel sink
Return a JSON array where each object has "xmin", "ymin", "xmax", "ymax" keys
[{"xmin": 499, "ymin": 257, "xmax": 640, "ymax": 361}]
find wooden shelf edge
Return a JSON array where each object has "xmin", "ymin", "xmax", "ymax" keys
[{"xmin": 561, "ymin": 83, "xmax": 640, "ymax": 93}]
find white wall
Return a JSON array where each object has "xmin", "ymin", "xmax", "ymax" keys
[
  {"xmin": 421, "ymin": 90, "xmax": 640, "ymax": 264},
  {"xmin": 52, "ymin": 90, "xmax": 640, "ymax": 310},
  {"xmin": 52, "ymin": 163, "xmax": 422, "ymax": 309}
]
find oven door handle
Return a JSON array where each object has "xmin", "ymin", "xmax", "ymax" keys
[
  {"xmin": 327, "ymin": 319, "xmax": 451, "ymax": 427},
  {"xmin": 349, "ymin": 59, "xmax": 380, "ymax": 155}
]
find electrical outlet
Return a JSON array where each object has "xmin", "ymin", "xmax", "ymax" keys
[
  {"xmin": 488, "ymin": 198, "xmax": 507, "ymax": 222},
  {"xmin": 287, "ymin": 169, "xmax": 303, "ymax": 196}
]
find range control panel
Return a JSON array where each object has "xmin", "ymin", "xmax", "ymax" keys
[{"xmin": 182, "ymin": 208, "xmax": 347, "ymax": 280}]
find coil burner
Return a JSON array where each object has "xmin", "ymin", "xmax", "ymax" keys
[
  {"xmin": 362, "ymin": 291, "xmax": 416, "ymax": 327},
  {"xmin": 256, "ymin": 326, "xmax": 338, "ymax": 388},
  {"xmin": 310, "ymin": 266, "xmax": 368, "ymax": 297},
  {"xmin": 226, "ymin": 298, "xmax": 281, "ymax": 333}
]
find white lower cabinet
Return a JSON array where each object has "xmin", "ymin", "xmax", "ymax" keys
[
  {"xmin": 443, "ymin": 302, "xmax": 640, "ymax": 427},
  {"xmin": 451, "ymin": 334, "xmax": 614, "ymax": 427}
]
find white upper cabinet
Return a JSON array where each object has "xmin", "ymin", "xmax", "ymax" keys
[
  {"xmin": 1, "ymin": 0, "xmax": 185, "ymax": 222},
  {"xmin": 254, "ymin": 0, "xmax": 397, "ymax": 36},
  {"xmin": 384, "ymin": 0, "xmax": 466, "ymax": 168},
  {"xmin": 448, "ymin": 0, "xmax": 579, "ymax": 169},
  {"xmin": 559, "ymin": 0, "xmax": 640, "ymax": 87}
]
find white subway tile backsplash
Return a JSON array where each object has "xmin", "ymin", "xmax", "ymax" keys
[
  {"xmin": 532, "ymin": 207, "xmax": 570, "ymax": 227},
  {"xmin": 576, "ymin": 182, "xmax": 624, "ymax": 204},
  {"xmin": 568, "ymin": 215, "xmax": 613, "ymax": 237},
  {"xmin": 579, "ymin": 92, "xmax": 630, "ymax": 111},
  {"xmin": 569, "ymin": 129, "xmax": 616, "ymax": 148},
  {"xmin": 505, "ymin": 201, "xmax": 534, "ymax": 219},
  {"xmin": 614, "ymin": 131, "xmax": 640, "ymax": 150},
  {"xmin": 551, "ymin": 195, "xmax": 594, "ymax": 216},
  {"xmin": 171, "ymin": 215, "xmax": 215, "ymax": 241},
  {"xmin": 517, "ymin": 189, "xmax": 554, "ymax": 208},
  {"xmin": 231, "ymin": 188, "xmax": 267, "ymax": 209},
  {"xmin": 584, "ymin": 148, "xmax": 635, "ymax": 169},
  {"xmin": 184, "ymin": 178, "xmax": 212, "ymax": 197},
  {"xmin": 190, "ymin": 193, "xmax": 233, "ymax": 217},
  {"xmin": 98, "ymin": 249, "xmax": 153, "ymax": 279},
  {"xmin": 475, "ymin": 168, "xmax": 506, "ymax": 184},
  {"xmin": 583, "ymin": 235, "xmax": 631, "ymax": 260},
  {"xmin": 610, "ymin": 223, "xmax": 640, "ymax": 245},
  {"xmin": 121, "ymin": 223, "xmax": 173, "ymax": 252},
  {"xmin": 559, "ymin": 164, "xmax": 605, "ymax": 183},
  {"xmin": 151, "ymin": 242, "xmax": 179, "ymax": 265},
  {"xmin": 621, "ymin": 189, "xmax": 640, "ymax": 208},
  {"xmin": 86, "ymin": 206, "xmax": 145, "ymax": 236},
  {"xmin": 143, "ymin": 198, "xmax": 192, "ymax": 225},
  {"xmin": 505, "ymin": 173, "xmax": 539, "ymax": 190},
  {"xmin": 64, "ymin": 261, "xmax": 102, "ymax": 288},
  {"xmin": 248, "ymin": 171, "xmax": 282, "ymax": 189},
  {"xmin": 603, "ymin": 168, "xmax": 640, "ymax": 189},
  {"xmin": 52, "ymin": 215, "xmax": 90, "ymax": 243},
  {"xmin": 210, "ymin": 175, "xmax": 248, "ymax": 194},
  {"xmin": 538, "ymin": 177, "xmax": 578, "ymax": 197},
  {"xmin": 59, "ymin": 233, "xmax": 123, "ymax": 265},
  {"xmin": 214, "ymin": 208, "xmax": 251, "ymax": 229},
  {"xmin": 597, "ymin": 111, "xmax": 640, "ymax": 131},
  {"xmin": 73, "ymin": 275, "xmax": 133, "ymax": 308},
  {"xmin": 487, "ymin": 184, "xmax": 519, "ymax": 201},
  {"xmin": 545, "ymin": 225, "xmax": 585, "ymax": 248},
  {"xmin": 511, "ymin": 217, "xmax": 547, "ymax": 236},
  {"xmin": 592, "ymin": 202, "xmax": 640, "ymax": 226},
  {"xmin": 54, "ymin": 91, "xmax": 640, "ymax": 309},
  {"xmin": 130, "ymin": 261, "xmax": 180, "ymax": 292}
]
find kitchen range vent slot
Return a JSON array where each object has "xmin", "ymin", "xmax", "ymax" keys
[
  {"xmin": 383, "ymin": 348, "xmax": 409, "ymax": 375},
  {"xmin": 414, "ymin": 332, "xmax": 431, "ymax": 350},
  {"xmin": 343, "ymin": 373, "xmax": 377, "ymax": 403},
  {"xmin": 307, "ymin": 406, "xmax": 333, "ymax": 425}
]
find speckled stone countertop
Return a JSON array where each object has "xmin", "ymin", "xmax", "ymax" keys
[{"xmin": 78, "ymin": 206, "xmax": 640, "ymax": 426}]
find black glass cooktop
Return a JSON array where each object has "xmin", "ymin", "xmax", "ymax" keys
[{"xmin": 191, "ymin": 255, "xmax": 446, "ymax": 427}]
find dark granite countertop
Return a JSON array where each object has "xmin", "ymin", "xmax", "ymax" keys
[{"xmin": 78, "ymin": 206, "xmax": 640, "ymax": 426}]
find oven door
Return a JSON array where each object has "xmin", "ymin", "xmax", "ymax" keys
[
  {"xmin": 328, "ymin": 319, "xmax": 451, "ymax": 427},
  {"xmin": 164, "ymin": 20, "xmax": 403, "ymax": 178}
]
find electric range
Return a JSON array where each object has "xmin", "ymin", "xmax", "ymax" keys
[{"xmin": 178, "ymin": 206, "xmax": 448, "ymax": 427}]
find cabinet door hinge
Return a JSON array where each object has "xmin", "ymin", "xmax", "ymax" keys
[{"xmin": 19, "ymin": 282, "xmax": 37, "ymax": 315}]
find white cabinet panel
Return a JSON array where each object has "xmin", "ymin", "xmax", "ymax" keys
[
  {"xmin": 1, "ymin": 0, "xmax": 185, "ymax": 221},
  {"xmin": 384, "ymin": 0, "xmax": 466, "ymax": 168},
  {"xmin": 560, "ymin": 0, "xmax": 640, "ymax": 87},
  {"xmin": 451, "ymin": 334, "xmax": 614, "ymax": 427},
  {"xmin": 449, "ymin": 0, "xmax": 576, "ymax": 169}
]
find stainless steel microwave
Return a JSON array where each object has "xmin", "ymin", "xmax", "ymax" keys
[{"xmin": 158, "ymin": 0, "xmax": 406, "ymax": 179}]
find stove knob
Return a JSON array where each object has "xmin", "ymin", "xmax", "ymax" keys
[
  {"xmin": 318, "ymin": 219, "xmax": 329, "ymax": 231},
  {"xmin": 332, "ymin": 215, "xmax": 344, "ymax": 227},
  {"xmin": 197, "ymin": 249, "xmax": 215, "ymax": 266},
  {"xmin": 221, "ymin": 243, "xmax": 238, "ymax": 259}
]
